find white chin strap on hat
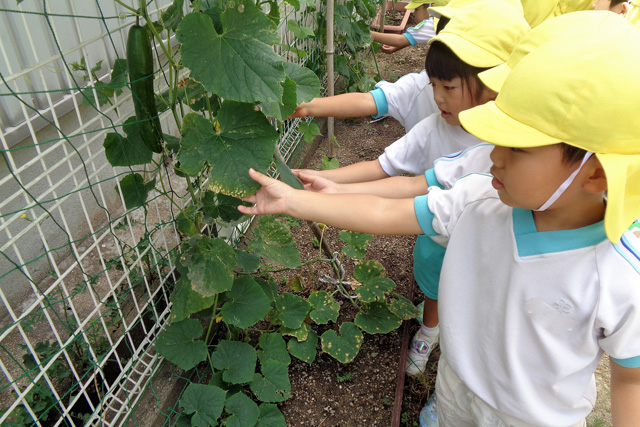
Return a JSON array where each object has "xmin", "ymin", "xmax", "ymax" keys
[{"xmin": 534, "ymin": 151, "xmax": 594, "ymax": 212}]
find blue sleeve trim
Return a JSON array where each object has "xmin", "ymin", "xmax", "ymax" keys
[
  {"xmin": 369, "ymin": 88, "xmax": 388, "ymax": 119},
  {"xmin": 425, "ymin": 169, "xmax": 444, "ymax": 189},
  {"xmin": 404, "ymin": 32, "xmax": 417, "ymax": 46},
  {"xmin": 414, "ymin": 195, "xmax": 436, "ymax": 236},
  {"xmin": 611, "ymin": 355, "xmax": 640, "ymax": 368}
]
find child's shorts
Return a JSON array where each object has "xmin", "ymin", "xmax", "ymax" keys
[{"xmin": 435, "ymin": 356, "xmax": 587, "ymax": 427}]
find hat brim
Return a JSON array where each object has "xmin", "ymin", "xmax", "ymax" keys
[
  {"xmin": 427, "ymin": 5, "xmax": 459, "ymax": 18},
  {"xmin": 405, "ymin": 0, "xmax": 428, "ymax": 10},
  {"xmin": 596, "ymin": 153, "xmax": 640, "ymax": 243},
  {"xmin": 478, "ymin": 63, "xmax": 510, "ymax": 93},
  {"xmin": 431, "ymin": 33, "xmax": 506, "ymax": 68},
  {"xmin": 459, "ymin": 101, "xmax": 562, "ymax": 148}
]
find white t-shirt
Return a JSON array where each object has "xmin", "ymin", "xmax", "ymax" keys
[
  {"xmin": 414, "ymin": 173, "xmax": 640, "ymax": 425},
  {"xmin": 404, "ymin": 18, "xmax": 436, "ymax": 45},
  {"xmin": 378, "ymin": 113, "xmax": 484, "ymax": 176},
  {"xmin": 426, "ymin": 143, "xmax": 494, "ymax": 189},
  {"xmin": 370, "ymin": 70, "xmax": 437, "ymax": 132}
]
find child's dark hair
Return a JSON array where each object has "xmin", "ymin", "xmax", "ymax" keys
[
  {"xmin": 435, "ymin": 16, "xmax": 450, "ymax": 34},
  {"xmin": 560, "ymin": 143, "xmax": 588, "ymax": 164},
  {"xmin": 425, "ymin": 40, "xmax": 491, "ymax": 102},
  {"xmin": 610, "ymin": 0, "xmax": 628, "ymax": 6}
]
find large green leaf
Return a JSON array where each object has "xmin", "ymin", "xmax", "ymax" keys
[
  {"xmin": 211, "ymin": 340, "xmax": 257, "ymax": 384},
  {"xmin": 255, "ymin": 404, "xmax": 287, "ymax": 427},
  {"xmin": 177, "ymin": 104, "xmax": 278, "ymax": 198},
  {"xmin": 339, "ymin": 230, "xmax": 373, "ymax": 259},
  {"xmin": 202, "ymin": 191, "xmax": 249, "ymax": 224},
  {"xmin": 260, "ymin": 76, "xmax": 297, "ymax": 121},
  {"xmin": 160, "ymin": 0, "xmax": 184, "ymax": 30},
  {"xmin": 280, "ymin": 322, "xmax": 310, "ymax": 341},
  {"xmin": 224, "ymin": 392, "xmax": 260, "ymax": 427},
  {"xmin": 103, "ymin": 117, "xmax": 153, "ymax": 167},
  {"xmin": 249, "ymin": 359, "xmax": 291, "ymax": 402},
  {"xmin": 274, "ymin": 150, "xmax": 304, "ymax": 190},
  {"xmin": 180, "ymin": 383, "xmax": 226, "ymax": 426},
  {"xmin": 274, "ymin": 292, "xmax": 310, "ymax": 329},
  {"xmin": 287, "ymin": 329, "xmax": 318, "ymax": 365},
  {"xmin": 176, "ymin": 6, "xmax": 285, "ymax": 103},
  {"xmin": 388, "ymin": 294, "xmax": 421, "ymax": 320},
  {"xmin": 254, "ymin": 277, "xmax": 279, "ymax": 303},
  {"xmin": 169, "ymin": 277, "xmax": 216, "ymax": 323},
  {"xmin": 355, "ymin": 277, "xmax": 396, "ymax": 303},
  {"xmin": 286, "ymin": 20, "xmax": 315, "ymax": 39},
  {"xmin": 258, "ymin": 333, "xmax": 291, "ymax": 366},
  {"xmin": 156, "ymin": 318, "xmax": 207, "ymax": 370},
  {"xmin": 249, "ymin": 216, "xmax": 301, "ymax": 268},
  {"xmin": 235, "ymin": 250, "xmax": 260, "ymax": 273},
  {"xmin": 320, "ymin": 322, "xmax": 363, "ymax": 364},
  {"xmin": 220, "ymin": 276, "xmax": 271, "ymax": 328},
  {"xmin": 354, "ymin": 302, "xmax": 402, "ymax": 334},
  {"xmin": 283, "ymin": 62, "xmax": 321, "ymax": 104},
  {"xmin": 181, "ymin": 235, "xmax": 236, "ymax": 297},
  {"xmin": 353, "ymin": 259, "xmax": 385, "ymax": 284},
  {"xmin": 308, "ymin": 291, "xmax": 339, "ymax": 324},
  {"xmin": 116, "ymin": 173, "xmax": 156, "ymax": 211},
  {"xmin": 176, "ymin": 205, "xmax": 201, "ymax": 237}
]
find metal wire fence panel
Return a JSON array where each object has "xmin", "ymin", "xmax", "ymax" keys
[{"xmin": 0, "ymin": 0, "xmax": 327, "ymax": 425}]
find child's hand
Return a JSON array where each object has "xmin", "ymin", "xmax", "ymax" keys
[
  {"xmin": 286, "ymin": 103, "xmax": 309, "ymax": 120},
  {"xmin": 292, "ymin": 168, "xmax": 322, "ymax": 177},
  {"xmin": 295, "ymin": 171, "xmax": 338, "ymax": 194},
  {"xmin": 239, "ymin": 169, "xmax": 293, "ymax": 215},
  {"xmin": 381, "ymin": 44, "xmax": 401, "ymax": 54}
]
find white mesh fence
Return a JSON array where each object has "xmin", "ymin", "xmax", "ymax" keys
[{"xmin": 0, "ymin": 0, "xmax": 324, "ymax": 425}]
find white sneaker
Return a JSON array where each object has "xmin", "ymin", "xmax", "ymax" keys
[
  {"xmin": 406, "ymin": 328, "xmax": 438, "ymax": 376},
  {"xmin": 419, "ymin": 392, "xmax": 438, "ymax": 426}
]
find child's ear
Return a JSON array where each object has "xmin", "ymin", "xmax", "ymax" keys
[
  {"xmin": 619, "ymin": 2, "xmax": 630, "ymax": 16},
  {"xmin": 583, "ymin": 164, "xmax": 608, "ymax": 194}
]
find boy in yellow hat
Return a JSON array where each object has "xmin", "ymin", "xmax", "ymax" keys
[{"xmin": 239, "ymin": 18, "xmax": 640, "ymax": 427}]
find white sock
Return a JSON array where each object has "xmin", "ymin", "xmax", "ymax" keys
[{"xmin": 420, "ymin": 324, "xmax": 439, "ymax": 338}]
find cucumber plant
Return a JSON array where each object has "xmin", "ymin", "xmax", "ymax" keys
[{"xmin": 99, "ymin": 0, "xmax": 416, "ymax": 426}]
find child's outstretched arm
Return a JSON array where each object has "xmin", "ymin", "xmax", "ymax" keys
[
  {"xmin": 370, "ymin": 31, "xmax": 412, "ymax": 52},
  {"xmin": 294, "ymin": 159, "xmax": 390, "ymax": 184},
  {"xmin": 610, "ymin": 361, "xmax": 640, "ymax": 425},
  {"xmin": 296, "ymin": 171, "xmax": 430, "ymax": 198},
  {"xmin": 239, "ymin": 169, "xmax": 422, "ymax": 235},
  {"xmin": 287, "ymin": 92, "xmax": 378, "ymax": 120}
]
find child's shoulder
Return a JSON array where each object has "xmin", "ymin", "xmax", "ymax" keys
[{"xmin": 610, "ymin": 219, "xmax": 640, "ymax": 275}]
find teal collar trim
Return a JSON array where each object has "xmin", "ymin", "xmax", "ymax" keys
[{"xmin": 513, "ymin": 208, "xmax": 607, "ymax": 257}]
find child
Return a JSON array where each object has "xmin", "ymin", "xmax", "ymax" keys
[
  {"xmin": 298, "ymin": 0, "xmax": 528, "ymax": 184},
  {"xmin": 370, "ymin": 15, "xmax": 436, "ymax": 55},
  {"xmin": 592, "ymin": 0, "xmax": 630, "ymax": 15},
  {"xmin": 290, "ymin": 0, "xmax": 495, "ymax": 133},
  {"xmin": 292, "ymin": 13, "xmax": 450, "ymax": 133},
  {"xmin": 299, "ymin": 0, "xmax": 530, "ymax": 380},
  {"xmin": 240, "ymin": 19, "xmax": 640, "ymax": 426}
]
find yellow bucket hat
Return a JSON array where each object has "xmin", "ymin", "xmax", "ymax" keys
[
  {"xmin": 480, "ymin": 11, "xmax": 629, "ymax": 92},
  {"xmin": 427, "ymin": 0, "xmax": 523, "ymax": 19},
  {"xmin": 428, "ymin": 0, "xmax": 530, "ymax": 68},
  {"xmin": 520, "ymin": 0, "xmax": 592, "ymax": 28},
  {"xmin": 459, "ymin": 24, "xmax": 640, "ymax": 243},
  {"xmin": 405, "ymin": 0, "xmax": 432, "ymax": 11}
]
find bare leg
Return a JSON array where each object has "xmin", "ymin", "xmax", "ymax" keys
[{"xmin": 422, "ymin": 296, "xmax": 439, "ymax": 328}]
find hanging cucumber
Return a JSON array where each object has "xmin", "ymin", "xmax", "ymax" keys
[{"xmin": 127, "ymin": 24, "xmax": 163, "ymax": 153}]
